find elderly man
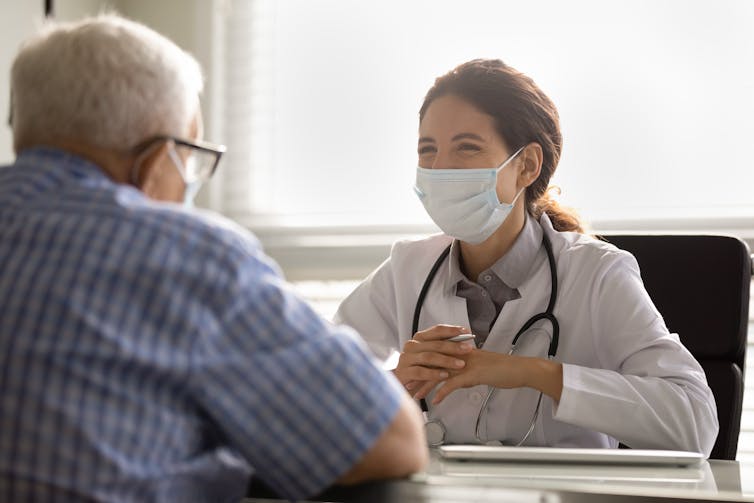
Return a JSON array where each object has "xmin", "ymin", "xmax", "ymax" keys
[{"xmin": 0, "ymin": 14, "xmax": 426, "ymax": 502}]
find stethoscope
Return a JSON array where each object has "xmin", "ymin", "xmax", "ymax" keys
[{"xmin": 412, "ymin": 230, "xmax": 559, "ymax": 447}]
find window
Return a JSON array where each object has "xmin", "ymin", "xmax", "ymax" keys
[{"xmin": 217, "ymin": 0, "xmax": 754, "ymax": 239}]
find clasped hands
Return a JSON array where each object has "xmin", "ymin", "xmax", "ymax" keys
[{"xmin": 393, "ymin": 324, "xmax": 529, "ymax": 405}]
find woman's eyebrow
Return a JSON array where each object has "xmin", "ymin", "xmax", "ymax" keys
[
  {"xmin": 419, "ymin": 133, "xmax": 486, "ymax": 144},
  {"xmin": 451, "ymin": 132, "xmax": 486, "ymax": 142}
]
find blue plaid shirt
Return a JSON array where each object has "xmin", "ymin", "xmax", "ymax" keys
[{"xmin": 0, "ymin": 148, "xmax": 403, "ymax": 502}]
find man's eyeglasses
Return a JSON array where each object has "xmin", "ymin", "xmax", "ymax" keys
[{"xmin": 136, "ymin": 135, "xmax": 227, "ymax": 184}]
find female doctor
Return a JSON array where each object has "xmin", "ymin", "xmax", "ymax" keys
[{"xmin": 335, "ymin": 59, "xmax": 718, "ymax": 455}]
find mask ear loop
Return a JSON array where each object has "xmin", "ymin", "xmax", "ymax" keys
[
  {"xmin": 496, "ymin": 144, "xmax": 528, "ymax": 207},
  {"xmin": 496, "ymin": 145, "xmax": 527, "ymax": 172},
  {"xmin": 130, "ymin": 139, "xmax": 166, "ymax": 187},
  {"xmin": 166, "ymin": 144, "xmax": 203, "ymax": 207},
  {"xmin": 509, "ymin": 186, "xmax": 526, "ymax": 206},
  {"xmin": 166, "ymin": 144, "xmax": 189, "ymax": 182}
]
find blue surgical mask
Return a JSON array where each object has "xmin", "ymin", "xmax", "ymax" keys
[{"xmin": 414, "ymin": 146, "xmax": 525, "ymax": 244}]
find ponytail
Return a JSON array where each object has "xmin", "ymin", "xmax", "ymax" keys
[{"xmin": 530, "ymin": 187, "xmax": 584, "ymax": 233}]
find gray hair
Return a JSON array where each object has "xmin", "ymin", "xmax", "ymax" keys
[{"xmin": 10, "ymin": 14, "xmax": 204, "ymax": 151}]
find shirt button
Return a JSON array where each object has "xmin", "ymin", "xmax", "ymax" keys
[
  {"xmin": 480, "ymin": 291, "xmax": 488, "ymax": 297},
  {"xmin": 483, "ymin": 274, "xmax": 492, "ymax": 282},
  {"xmin": 469, "ymin": 392, "xmax": 483, "ymax": 404}
]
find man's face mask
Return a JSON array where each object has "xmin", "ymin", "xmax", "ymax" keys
[{"xmin": 130, "ymin": 136, "xmax": 225, "ymax": 206}]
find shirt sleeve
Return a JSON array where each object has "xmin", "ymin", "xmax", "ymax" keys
[
  {"xmin": 188, "ymin": 243, "xmax": 405, "ymax": 501},
  {"xmin": 334, "ymin": 256, "xmax": 402, "ymax": 361},
  {"xmin": 552, "ymin": 252, "xmax": 719, "ymax": 456}
]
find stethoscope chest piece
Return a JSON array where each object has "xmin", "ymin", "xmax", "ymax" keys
[{"xmin": 425, "ymin": 418, "xmax": 446, "ymax": 447}]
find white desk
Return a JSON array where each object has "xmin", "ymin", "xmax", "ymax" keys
[
  {"xmin": 245, "ymin": 451, "xmax": 754, "ymax": 502},
  {"xmin": 416, "ymin": 450, "xmax": 752, "ymax": 502}
]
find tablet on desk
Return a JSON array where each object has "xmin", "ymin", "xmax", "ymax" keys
[{"xmin": 438, "ymin": 445, "xmax": 705, "ymax": 467}]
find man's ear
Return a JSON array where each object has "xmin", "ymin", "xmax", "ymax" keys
[
  {"xmin": 518, "ymin": 143, "xmax": 543, "ymax": 188},
  {"xmin": 133, "ymin": 141, "xmax": 170, "ymax": 198}
]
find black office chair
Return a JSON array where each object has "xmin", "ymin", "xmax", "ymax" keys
[{"xmin": 602, "ymin": 234, "xmax": 751, "ymax": 460}]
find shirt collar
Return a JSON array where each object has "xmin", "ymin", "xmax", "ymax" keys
[
  {"xmin": 490, "ymin": 212, "xmax": 543, "ymax": 289},
  {"xmin": 446, "ymin": 239, "xmax": 466, "ymax": 292},
  {"xmin": 16, "ymin": 146, "xmax": 118, "ymax": 185},
  {"xmin": 444, "ymin": 212, "xmax": 543, "ymax": 292}
]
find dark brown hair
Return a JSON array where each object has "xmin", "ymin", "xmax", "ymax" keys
[{"xmin": 419, "ymin": 59, "xmax": 583, "ymax": 233}]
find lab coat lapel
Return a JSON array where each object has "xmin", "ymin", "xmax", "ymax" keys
[{"xmin": 416, "ymin": 282, "xmax": 470, "ymax": 332}]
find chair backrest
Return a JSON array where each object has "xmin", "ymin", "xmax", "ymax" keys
[{"xmin": 603, "ymin": 234, "xmax": 751, "ymax": 460}]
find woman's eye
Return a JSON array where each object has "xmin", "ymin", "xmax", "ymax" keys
[
  {"xmin": 458, "ymin": 143, "xmax": 481, "ymax": 152},
  {"xmin": 418, "ymin": 145, "xmax": 436, "ymax": 155}
]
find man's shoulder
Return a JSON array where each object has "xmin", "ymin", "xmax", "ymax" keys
[
  {"xmin": 123, "ymin": 200, "xmax": 262, "ymax": 259},
  {"xmin": 109, "ymin": 201, "xmax": 283, "ymax": 297}
]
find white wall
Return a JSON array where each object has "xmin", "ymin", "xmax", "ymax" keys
[
  {"xmin": 0, "ymin": 2, "xmax": 44, "ymax": 164},
  {"xmin": 0, "ymin": 0, "xmax": 222, "ymax": 204},
  {"xmin": 54, "ymin": 0, "xmax": 115, "ymax": 19}
]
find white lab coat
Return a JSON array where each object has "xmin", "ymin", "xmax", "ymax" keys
[{"xmin": 335, "ymin": 214, "xmax": 719, "ymax": 456}]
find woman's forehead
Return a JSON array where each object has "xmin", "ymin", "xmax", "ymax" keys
[{"xmin": 419, "ymin": 95, "xmax": 498, "ymax": 142}]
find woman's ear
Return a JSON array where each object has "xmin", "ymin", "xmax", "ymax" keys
[{"xmin": 518, "ymin": 143, "xmax": 543, "ymax": 188}]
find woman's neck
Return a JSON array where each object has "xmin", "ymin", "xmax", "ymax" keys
[{"xmin": 459, "ymin": 205, "xmax": 527, "ymax": 282}]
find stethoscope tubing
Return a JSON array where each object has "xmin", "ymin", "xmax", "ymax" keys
[{"xmin": 411, "ymin": 229, "xmax": 559, "ymax": 444}]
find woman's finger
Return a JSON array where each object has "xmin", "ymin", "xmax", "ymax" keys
[
  {"xmin": 413, "ymin": 380, "xmax": 439, "ymax": 400},
  {"xmin": 403, "ymin": 339, "xmax": 474, "ymax": 356},
  {"xmin": 399, "ymin": 350, "xmax": 467, "ymax": 371},
  {"xmin": 431, "ymin": 374, "xmax": 473, "ymax": 405},
  {"xmin": 395, "ymin": 365, "xmax": 450, "ymax": 383}
]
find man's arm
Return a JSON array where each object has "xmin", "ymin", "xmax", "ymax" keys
[
  {"xmin": 189, "ymin": 241, "xmax": 428, "ymax": 500},
  {"xmin": 337, "ymin": 393, "xmax": 427, "ymax": 484}
]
